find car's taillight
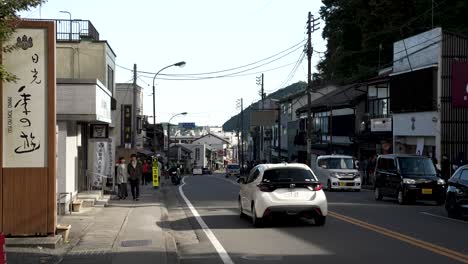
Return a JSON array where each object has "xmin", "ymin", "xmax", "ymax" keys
[
  {"xmin": 308, "ymin": 184, "xmax": 323, "ymax": 191},
  {"xmin": 257, "ymin": 184, "xmax": 274, "ymax": 192}
]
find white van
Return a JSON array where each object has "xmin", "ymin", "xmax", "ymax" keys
[{"xmin": 314, "ymin": 155, "xmax": 361, "ymax": 192}]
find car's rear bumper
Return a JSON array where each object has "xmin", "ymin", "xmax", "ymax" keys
[
  {"xmin": 262, "ymin": 205, "xmax": 325, "ymax": 219},
  {"xmin": 254, "ymin": 191, "xmax": 328, "ymax": 218}
]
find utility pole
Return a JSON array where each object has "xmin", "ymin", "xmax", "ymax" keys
[
  {"xmin": 256, "ymin": 74, "xmax": 265, "ymax": 161},
  {"xmin": 132, "ymin": 63, "xmax": 137, "ymax": 149},
  {"xmin": 278, "ymin": 106, "xmax": 281, "ymax": 162},
  {"xmin": 306, "ymin": 11, "xmax": 320, "ymax": 167},
  {"xmin": 240, "ymin": 98, "xmax": 244, "ymax": 171}
]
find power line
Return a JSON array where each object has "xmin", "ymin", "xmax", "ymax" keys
[
  {"xmin": 136, "ymin": 45, "xmax": 304, "ymax": 81},
  {"xmin": 116, "ymin": 39, "xmax": 306, "ymax": 77}
]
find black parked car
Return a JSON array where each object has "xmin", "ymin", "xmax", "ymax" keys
[
  {"xmin": 374, "ymin": 154, "xmax": 446, "ymax": 205},
  {"xmin": 445, "ymin": 164, "xmax": 468, "ymax": 218}
]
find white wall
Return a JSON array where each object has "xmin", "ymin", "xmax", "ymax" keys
[
  {"xmin": 57, "ymin": 121, "xmax": 78, "ymax": 209},
  {"xmin": 393, "ymin": 111, "xmax": 438, "ymax": 137}
]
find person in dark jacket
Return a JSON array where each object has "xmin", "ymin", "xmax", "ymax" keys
[
  {"xmin": 128, "ymin": 154, "xmax": 143, "ymax": 201},
  {"xmin": 441, "ymin": 154, "xmax": 451, "ymax": 181}
]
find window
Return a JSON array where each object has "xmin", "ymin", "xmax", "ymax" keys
[
  {"xmin": 262, "ymin": 168, "xmax": 317, "ymax": 182},
  {"xmin": 107, "ymin": 65, "xmax": 114, "ymax": 93},
  {"xmin": 387, "ymin": 159, "xmax": 396, "ymax": 171},
  {"xmin": 460, "ymin": 170, "xmax": 468, "ymax": 181},
  {"xmin": 378, "ymin": 158, "xmax": 388, "ymax": 171},
  {"xmin": 248, "ymin": 169, "xmax": 260, "ymax": 183},
  {"xmin": 398, "ymin": 157, "xmax": 437, "ymax": 175},
  {"xmin": 368, "ymin": 83, "xmax": 390, "ymax": 117},
  {"xmin": 314, "ymin": 112, "xmax": 329, "ymax": 134},
  {"xmin": 319, "ymin": 158, "xmax": 355, "ymax": 169}
]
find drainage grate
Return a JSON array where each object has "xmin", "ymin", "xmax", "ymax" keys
[{"xmin": 121, "ymin": 239, "xmax": 152, "ymax": 247}]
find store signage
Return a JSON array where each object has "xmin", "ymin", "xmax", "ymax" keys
[
  {"xmin": 90, "ymin": 124, "xmax": 109, "ymax": 138},
  {"xmin": 452, "ymin": 61, "xmax": 468, "ymax": 107},
  {"xmin": 371, "ymin": 118, "xmax": 392, "ymax": 132},
  {"xmin": 2, "ymin": 28, "xmax": 48, "ymax": 167},
  {"xmin": 123, "ymin": 105, "xmax": 132, "ymax": 144}
]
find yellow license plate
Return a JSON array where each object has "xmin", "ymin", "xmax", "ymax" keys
[
  {"xmin": 339, "ymin": 182, "xmax": 347, "ymax": 187},
  {"xmin": 422, "ymin": 188, "xmax": 432, "ymax": 195}
]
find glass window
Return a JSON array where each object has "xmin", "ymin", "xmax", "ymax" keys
[
  {"xmin": 398, "ymin": 157, "xmax": 437, "ymax": 175},
  {"xmin": 368, "ymin": 86, "xmax": 377, "ymax": 98},
  {"xmin": 320, "ymin": 158, "xmax": 354, "ymax": 169},
  {"xmin": 262, "ymin": 168, "xmax": 317, "ymax": 182},
  {"xmin": 387, "ymin": 159, "xmax": 396, "ymax": 171},
  {"xmin": 378, "ymin": 87, "xmax": 388, "ymax": 98},
  {"xmin": 248, "ymin": 169, "xmax": 260, "ymax": 183},
  {"xmin": 460, "ymin": 170, "xmax": 468, "ymax": 181},
  {"xmin": 378, "ymin": 158, "xmax": 388, "ymax": 170}
]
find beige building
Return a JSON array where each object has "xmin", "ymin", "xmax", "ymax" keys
[{"xmin": 52, "ymin": 19, "xmax": 117, "ymax": 213}]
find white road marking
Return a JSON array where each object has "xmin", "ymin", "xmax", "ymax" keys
[
  {"xmin": 179, "ymin": 177, "xmax": 235, "ymax": 264},
  {"xmin": 421, "ymin": 212, "xmax": 468, "ymax": 224}
]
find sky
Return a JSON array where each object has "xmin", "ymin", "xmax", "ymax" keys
[{"xmin": 20, "ymin": 0, "xmax": 326, "ymax": 127}]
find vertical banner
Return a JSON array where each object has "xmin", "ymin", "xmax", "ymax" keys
[
  {"xmin": 88, "ymin": 140, "xmax": 108, "ymax": 188},
  {"xmin": 152, "ymin": 157, "xmax": 159, "ymax": 187},
  {"xmin": 2, "ymin": 29, "xmax": 48, "ymax": 167},
  {"xmin": 123, "ymin": 105, "xmax": 132, "ymax": 144}
]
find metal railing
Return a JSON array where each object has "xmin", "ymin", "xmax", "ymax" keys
[{"xmin": 24, "ymin": 19, "xmax": 100, "ymax": 42}]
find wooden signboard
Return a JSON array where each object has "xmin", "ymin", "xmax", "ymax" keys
[{"xmin": 0, "ymin": 21, "xmax": 56, "ymax": 236}]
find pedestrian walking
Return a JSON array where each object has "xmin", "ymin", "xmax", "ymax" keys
[
  {"xmin": 128, "ymin": 154, "xmax": 143, "ymax": 201},
  {"xmin": 142, "ymin": 160, "xmax": 150, "ymax": 185},
  {"xmin": 441, "ymin": 154, "xmax": 451, "ymax": 181},
  {"xmin": 116, "ymin": 157, "xmax": 128, "ymax": 199}
]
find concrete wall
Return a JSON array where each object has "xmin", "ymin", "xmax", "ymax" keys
[
  {"xmin": 57, "ymin": 80, "xmax": 112, "ymax": 123},
  {"xmin": 57, "ymin": 121, "xmax": 78, "ymax": 213}
]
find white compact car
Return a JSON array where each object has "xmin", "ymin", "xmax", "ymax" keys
[
  {"xmin": 238, "ymin": 163, "xmax": 328, "ymax": 227},
  {"xmin": 314, "ymin": 155, "xmax": 361, "ymax": 192}
]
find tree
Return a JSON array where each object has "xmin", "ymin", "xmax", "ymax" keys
[
  {"xmin": 1, "ymin": 0, "xmax": 46, "ymax": 82},
  {"xmin": 318, "ymin": 0, "xmax": 468, "ymax": 83}
]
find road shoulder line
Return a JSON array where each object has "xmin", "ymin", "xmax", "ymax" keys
[{"xmin": 179, "ymin": 177, "xmax": 235, "ymax": 264}]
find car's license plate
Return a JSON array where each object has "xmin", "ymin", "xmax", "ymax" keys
[
  {"xmin": 339, "ymin": 182, "xmax": 347, "ymax": 187},
  {"xmin": 284, "ymin": 191, "xmax": 299, "ymax": 198},
  {"xmin": 422, "ymin": 188, "xmax": 432, "ymax": 195}
]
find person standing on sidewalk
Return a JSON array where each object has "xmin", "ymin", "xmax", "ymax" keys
[
  {"xmin": 128, "ymin": 154, "xmax": 143, "ymax": 201},
  {"xmin": 142, "ymin": 159, "xmax": 151, "ymax": 185},
  {"xmin": 117, "ymin": 157, "xmax": 128, "ymax": 199}
]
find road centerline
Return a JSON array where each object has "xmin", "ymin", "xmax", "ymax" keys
[
  {"xmin": 328, "ymin": 211, "xmax": 468, "ymax": 263},
  {"xmin": 179, "ymin": 176, "xmax": 235, "ymax": 264}
]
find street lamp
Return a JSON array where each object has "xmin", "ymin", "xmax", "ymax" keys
[
  {"xmin": 167, "ymin": 112, "xmax": 188, "ymax": 166},
  {"xmin": 59, "ymin": 11, "xmax": 72, "ymax": 41},
  {"xmin": 151, "ymin": 61, "xmax": 186, "ymax": 154}
]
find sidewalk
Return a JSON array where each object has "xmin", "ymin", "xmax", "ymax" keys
[{"xmin": 6, "ymin": 179, "xmax": 178, "ymax": 264}]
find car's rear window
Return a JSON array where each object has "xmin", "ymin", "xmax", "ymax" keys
[
  {"xmin": 262, "ymin": 168, "xmax": 317, "ymax": 182},
  {"xmin": 227, "ymin": 165, "xmax": 240, "ymax": 169}
]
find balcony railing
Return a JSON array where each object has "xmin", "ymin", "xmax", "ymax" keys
[{"xmin": 25, "ymin": 19, "xmax": 100, "ymax": 42}]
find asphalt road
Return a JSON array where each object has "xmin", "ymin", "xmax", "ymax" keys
[{"xmin": 168, "ymin": 173, "xmax": 468, "ymax": 264}]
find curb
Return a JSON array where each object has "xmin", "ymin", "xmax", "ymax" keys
[{"xmin": 159, "ymin": 183, "xmax": 180, "ymax": 264}]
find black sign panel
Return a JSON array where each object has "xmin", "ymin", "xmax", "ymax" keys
[{"xmin": 123, "ymin": 105, "xmax": 132, "ymax": 144}]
